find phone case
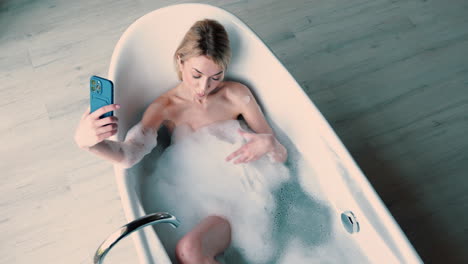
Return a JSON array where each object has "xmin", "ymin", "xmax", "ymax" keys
[{"xmin": 90, "ymin": 75, "xmax": 114, "ymax": 119}]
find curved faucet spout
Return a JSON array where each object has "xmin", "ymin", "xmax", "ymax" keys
[{"xmin": 94, "ymin": 212, "xmax": 180, "ymax": 264}]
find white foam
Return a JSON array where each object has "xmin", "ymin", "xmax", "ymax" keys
[
  {"xmin": 142, "ymin": 119, "xmax": 371, "ymax": 263},
  {"xmin": 148, "ymin": 119, "xmax": 290, "ymax": 262},
  {"xmin": 242, "ymin": 95, "xmax": 251, "ymax": 104},
  {"xmin": 118, "ymin": 121, "xmax": 158, "ymax": 168}
]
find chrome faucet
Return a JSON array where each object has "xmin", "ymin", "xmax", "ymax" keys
[{"xmin": 94, "ymin": 212, "xmax": 180, "ymax": 264}]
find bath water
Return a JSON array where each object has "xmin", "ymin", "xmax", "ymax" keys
[{"xmin": 140, "ymin": 119, "xmax": 370, "ymax": 263}]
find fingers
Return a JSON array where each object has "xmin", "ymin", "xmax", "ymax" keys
[
  {"xmin": 233, "ymin": 155, "xmax": 251, "ymax": 164},
  {"xmin": 226, "ymin": 146, "xmax": 246, "ymax": 162},
  {"xmin": 234, "ymin": 153, "xmax": 261, "ymax": 164},
  {"xmin": 243, "ymin": 155, "xmax": 258, "ymax": 163},
  {"xmin": 227, "ymin": 147, "xmax": 254, "ymax": 164},
  {"xmin": 90, "ymin": 104, "xmax": 120, "ymax": 120},
  {"xmin": 96, "ymin": 123, "xmax": 118, "ymax": 135},
  {"xmin": 95, "ymin": 116, "xmax": 119, "ymax": 127},
  {"xmin": 97, "ymin": 129, "xmax": 118, "ymax": 141}
]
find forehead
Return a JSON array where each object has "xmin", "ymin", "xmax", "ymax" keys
[{"xmin": 187, "ymin": 55, "xmax": 223, "ymax": 72}]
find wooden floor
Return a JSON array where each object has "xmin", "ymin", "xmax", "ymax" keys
[{"xmin": 1, "ymin": 0, "xmax": 467, "ymax": 263}]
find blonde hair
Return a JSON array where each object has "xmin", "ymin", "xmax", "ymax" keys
[{"xmin": 173, "ymin": 19, "xmax": 231, "ymax": 81}]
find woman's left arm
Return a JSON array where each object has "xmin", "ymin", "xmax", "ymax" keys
[{"xmin": 225, "ymin": 83, "xmax": 287, "ymax": 164}]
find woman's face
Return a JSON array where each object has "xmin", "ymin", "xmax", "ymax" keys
[{"xmin": 178, "ymin": 55, "xmax": 224, "ymax": 99}]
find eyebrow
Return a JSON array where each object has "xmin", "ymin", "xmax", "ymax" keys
[{"xmin": 192, "ymin": 68, "xmax": 223, "ymax": 77}]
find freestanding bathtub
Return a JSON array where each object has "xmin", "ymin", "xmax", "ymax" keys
[{"xmin": 106, "ymin": 3, "xmax": 423, "ymax": 264}]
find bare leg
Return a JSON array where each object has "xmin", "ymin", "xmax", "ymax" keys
[{"xmin": 175, "ymin": 215, "xmax": 232, "ymax": 264}]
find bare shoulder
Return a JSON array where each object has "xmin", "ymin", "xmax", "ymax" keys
[
  {"xmin": 224, "ymin": 81, "xmax": 253, "ymax": 101},
  {"xmin": 224, "ymin": 81, "xmax": 272, "ymax": 134},
  {"xmin": 148, "ymin": 94, "xmax": 171, "ymax": 112},
  {"xmin": 140, "ymin": 94, "xmax": 171, "ymax": 131}
]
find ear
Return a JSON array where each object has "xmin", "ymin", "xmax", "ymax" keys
[{"xmin": 177, "ymin": 55, "xmax": 183, "ymax": 66}]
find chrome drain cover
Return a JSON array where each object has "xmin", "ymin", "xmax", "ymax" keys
[{"xmin": 341, "ymin": 211, "xmax": 360, "ymax": 234}]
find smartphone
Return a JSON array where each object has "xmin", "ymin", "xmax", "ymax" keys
[{"xmin": 90, "ymin": 75, "xmax": 114, "ymax": 119}]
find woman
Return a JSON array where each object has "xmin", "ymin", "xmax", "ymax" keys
[{"xmin": 75, "ymin": 19, "xmax": 287, "ymax": 263}]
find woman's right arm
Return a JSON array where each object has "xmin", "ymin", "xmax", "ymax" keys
[{"xmin": 74, "ymin": 98, "xmax": 167, "ymax": 168}]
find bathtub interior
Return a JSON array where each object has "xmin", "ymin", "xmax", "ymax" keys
[
  {"xmin": 109, "ymin": 3, "xmax": 421, "ymax": 264},
  {"xmin": 134, "ymin": 124, "xmax": 375, "ymax": 263}
]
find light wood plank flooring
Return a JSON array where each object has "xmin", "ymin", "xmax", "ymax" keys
[{"xmin": 1, "ymin": 0, "xmax": 467, "ymax": 263}]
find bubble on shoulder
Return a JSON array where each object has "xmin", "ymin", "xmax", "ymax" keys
[
  {"xmin": 225, "ymin": 82, "xmax": 252, "ymax": 105},
  {"xmin": 242, "ymin": 95, "xmax": 251, "ymax": 104}
]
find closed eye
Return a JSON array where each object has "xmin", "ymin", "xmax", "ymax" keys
[
  {"xmin": 193, "ymin": 75, "xmax": 220, "ymax": 81},
  {"xmin": 192, "ymin": 68, "xmax": 223, "ymax": 80}
]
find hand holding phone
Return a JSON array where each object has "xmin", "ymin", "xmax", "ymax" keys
[
  {"xmin": 73, "ymin": 76, "xmax": 119, "ymax": 149},
  {"xmin": 74, "ymin": 104, "xmax": 120, "ymax": 149}
]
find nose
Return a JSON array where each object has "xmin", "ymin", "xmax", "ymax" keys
[
  {"xmin": 204, "ymin": 78, "xmax": 211, "ymax": 89},
  {"xmin": 199, "ymin": 79, "xmax": 210, "ymax": 93}
]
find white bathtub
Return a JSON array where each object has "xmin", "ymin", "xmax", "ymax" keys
[{"xmin": 108, "ymin": 3, "xmax": 423, "ymax": 264}]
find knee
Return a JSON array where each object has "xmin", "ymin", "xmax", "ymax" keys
[
  {"xmin": 207, "ymin": 215, "xmax": 232, "ymax": 245},
  {"xmin": 175, "ymin": 234, "xmax": 204, "ymax": 264},
  {"xmin": 207, "ymin": 215, "xmax": 229, "ymax": 225},
  {"xmin": 175, "ymin": 215, "xmax": 231, "ymax": 264}
]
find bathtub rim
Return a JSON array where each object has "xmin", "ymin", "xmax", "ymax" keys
[{"xmin": 107, "ymin": 3, "xmax": 423, "ymax": 264}]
